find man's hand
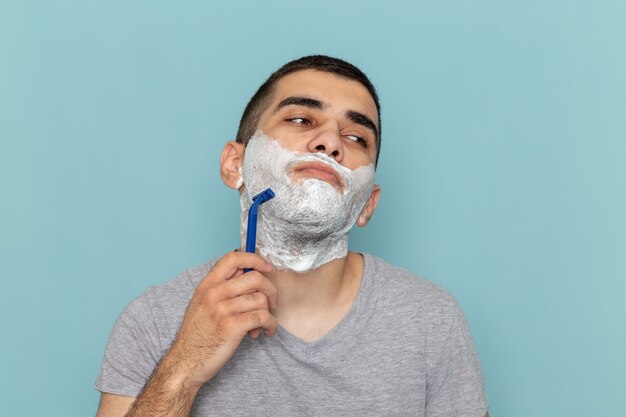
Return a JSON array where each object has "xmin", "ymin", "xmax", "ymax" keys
[
  {"xmin": 114, "ymin": 252, "xmax": 278, "ymax": 417},
  {"xmin": 167, "ymin": 251, "xmax": 278, "ymax": 388}
]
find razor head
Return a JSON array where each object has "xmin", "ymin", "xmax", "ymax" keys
[{"xmin": 252, "ymin": 188, "xmax": 275, "ymax": 203}]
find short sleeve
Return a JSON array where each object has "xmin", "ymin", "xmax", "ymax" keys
[
  {"xmin": 425, "ymin": 303, "xmax": 488, "ymax": 417},
  {"xmin": 94, "ymin": 294, "xmax": 165, "ymax": 397}
]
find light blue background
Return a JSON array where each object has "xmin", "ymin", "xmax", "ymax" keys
[{"xmin": 1, "ymin": 1, "xmax": 625, "ymax": 416}]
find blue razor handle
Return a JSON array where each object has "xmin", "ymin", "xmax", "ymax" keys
[{"xmin": 244, "ymin": 188, "xmax": 275, "ymax": 272}]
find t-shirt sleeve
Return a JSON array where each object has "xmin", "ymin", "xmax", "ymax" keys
[
  {"xmin": 425, "ymin": 301, "xmax": 488, "ymax": 417},
  {"xmin": 94, "ymin": 294, "xmax": 165, "ymax": 397}
]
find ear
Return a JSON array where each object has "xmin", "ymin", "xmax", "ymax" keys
[
  {"xmin": 220, "ymin": 141, "xmax": 245, "ymax": 189},
  {"xmin": 356, "ymin": 184, "xmax": 381, "ymax": 227}
]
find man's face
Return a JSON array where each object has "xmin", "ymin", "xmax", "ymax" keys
[
  {"xmin": 220, "ymin": 68, "xmax": 381, "ymax": 241},
  {"xmin": 235, "ymin": 69, "xmax": 380, "ymax": 271},
  {"xmin": 254, "ymin": 69, "xmax": 379, "ymax": 182}
]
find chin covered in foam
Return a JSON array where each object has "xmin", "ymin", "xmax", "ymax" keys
[{"xmin": 239, "ymin": 132, "xmax": 376, "ymax": 273}]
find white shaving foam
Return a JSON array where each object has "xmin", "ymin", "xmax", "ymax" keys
[
  {"xmin": 240, "ymin": 131, "xmax": 375, "ymax": 273},
  {"xmin": 235, "ymin": 166, "xmax": 244, "ymax": 189}
]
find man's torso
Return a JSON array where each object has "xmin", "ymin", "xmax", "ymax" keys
[{"xmin": 95, "ymin": 254, "xmax": 487, "ymax": 417}]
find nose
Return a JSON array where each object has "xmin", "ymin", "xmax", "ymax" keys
[{"xmin": 306, "ymin": 122, "xmax": 344, "ymax": 162}]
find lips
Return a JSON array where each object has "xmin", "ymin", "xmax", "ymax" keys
[{"xmin": 291, "ymin": 161, "xmax": 345, "ymax": 190}]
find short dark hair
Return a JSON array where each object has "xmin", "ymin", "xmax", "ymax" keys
[{"xmin": 236, "ymin": 55, "xmax": 382, "ymax": 165}]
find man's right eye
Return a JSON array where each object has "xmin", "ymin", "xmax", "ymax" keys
[{"xmin": 286, "ymin": 116, "xmax": 311, "ymax": 126}]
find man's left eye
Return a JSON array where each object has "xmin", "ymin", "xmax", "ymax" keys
[{"xmin": 345, "ymin": 134, "xmax": 368, "ymax": 147}]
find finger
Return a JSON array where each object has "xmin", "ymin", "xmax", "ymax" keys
[
  {"xmin": 194, "ymin": 272, "xmax": 277, "ymax": 312},
  {"xmin": 214, "ymin": 251, "xmax": 273, "ymax": 277},
  {"xmin": 231, "ymin": 310, "xmax": 278, "ymax": 338},
  {"xmin": 230, "ymin": 268, "xmax": 245, "ymax": 280},
  {"xmin": 221, "ymin": 271, "xmax": 278, "ymax": 310},
  {"xmin": 217, "ymin": 291, "xmax": 269, "ymax": 317},
  {"xmin": 248, "ymin": 328, "xmax": 262, "ymax": 339},
  {"xmin": 252, "ymin": 310, "xmax": 279, "ymax": 337},
  {"xmin": 197, "ymin": 252, "xmax": 272, "ymax": 293}
]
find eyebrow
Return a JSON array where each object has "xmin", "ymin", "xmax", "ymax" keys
[
  {"xmin": 273, "ymin": 95, "xmax": 379, "ymax": 139},
  {"xmin": 273, "ymin": 96, "xmax": 325, "ymax": 113},
  {"xmin": 346, "ymin": 109, "xmax": 379, "ymax": 140}
]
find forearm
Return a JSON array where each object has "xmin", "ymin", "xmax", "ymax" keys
[
  {"xmin": 125, "ymin": 353, "xmax": 200, "ymax": 417},
  {"xmin": 124, "ymin": 253, "xmax": 277, "ymax": 417}
]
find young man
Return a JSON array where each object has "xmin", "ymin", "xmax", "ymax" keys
[{"xmin": 95, "ymin": 55, "xmax": 488, "ymax": 417}]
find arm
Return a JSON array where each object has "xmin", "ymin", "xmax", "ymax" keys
[
  {"xmin": 95, "ymin": 252, "xmax": 279, "ymax": 417},
  {"xmin": 95, "ymin": 393, "xmax": 135, "ymax": 417}
]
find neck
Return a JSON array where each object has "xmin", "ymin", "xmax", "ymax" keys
[
  {"xmin": 266, "ymin": 252, "xmax": 364, "ymax": 340},
  {"xmin": 238, "ymin": 186, "xmax": 366, "ymax": 341}
]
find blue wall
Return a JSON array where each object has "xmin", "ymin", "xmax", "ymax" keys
[{"xmin": 1, "ymin": 1, "xmax": 625, "ymax": 416}]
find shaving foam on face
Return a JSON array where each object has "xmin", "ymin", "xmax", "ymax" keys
[
  {"xmin": 235, "ymin": 166, "xmax": 244, "ymax": 189},
  {"xmin": 240, "ymin": 131, "xmax": 375, "ymax": 273}
]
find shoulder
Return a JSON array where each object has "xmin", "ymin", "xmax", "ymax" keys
[
  {"xmin": 365, "ymin": 254, "xmax": 459, "ymax": 309},
  {"xmin": 96, "ymin": 259, "xmax": 218, "ymax": 396},
  {"xmin": 141, "ymin": 258, "xmax": 218, "ymax": 307},
  {"xmin": 362, "ymin": 254, "xmax": 484, "ymax": 377},
  {"xmin": 118, "ymin": 258, "xmax": 219, "ymax": 340},
  {"xmin": 364, "ymin": 254, "xmax": 463, "ymax": 328}
]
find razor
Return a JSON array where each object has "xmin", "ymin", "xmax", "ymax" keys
[{"xmin": 243, "ymin": 188, "xmax": 275, "ymax": 272}]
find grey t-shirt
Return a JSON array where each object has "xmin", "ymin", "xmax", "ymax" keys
[{"xmin": 95, "ymin": 254, "xmax": 488, "ymax": 416}]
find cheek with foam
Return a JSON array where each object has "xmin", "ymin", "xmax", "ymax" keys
[{"xmin": 235, "ymin": 166, "xmax": 244, "ymax": 189}]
